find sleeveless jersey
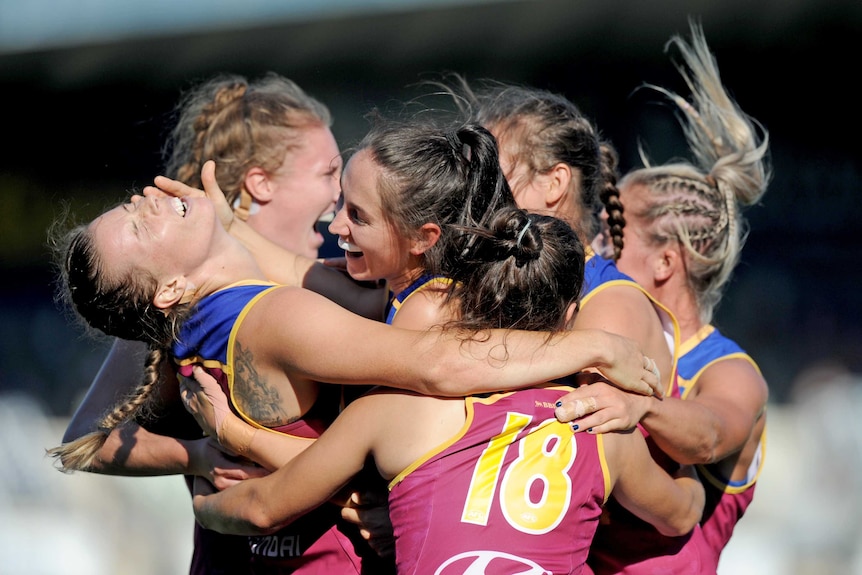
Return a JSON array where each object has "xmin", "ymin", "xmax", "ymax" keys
[
  {"xmin": 388, "ymin": 386, "xmax": 609, "ymax": 575},
  {"xmin": 580, "ymin": 253, "xmax": 715, "ymax": 574},
  {"xmin": 676, "ymin": 325, "xmax": 766, "ymax": 569},
  {"xmin": 385, "ymin": 274, "xmax": 452, "ymax": 325},
  {"xmin": 581, "ymin": 251, "xmax": 680, "ymax": 396},
  {"xmin": 173, "ymin": 281, "xmax": 368, "ymax": 575}
]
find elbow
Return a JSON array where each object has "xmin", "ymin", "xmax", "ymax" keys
[
  {"xmin": 244, "ymin": 506, "xmax": 283, "ymax": 535},
  {"xmin": 669, "ymin": 428, "xmax": 722, "ymax": 466},
  {"xmin": 422, "ymin": 350, "xmax": 479, "ymax": 397},
  {"xmin": 234, "ymin": 490, "xmax": 285, "ymax": 534},
  {"xmin": 658, "ymin": 484, "xmax": 705, "ymax": 537},
  {"xmin": 421, "ymin": 357, "xmax": 451, "ymax": 396},
  {"xmin": 655, "ymin": 511, "xmax": 701, "ymax": 538},
  {"xmin": 693, "ymin": 428, "xmax": 724, "ymax": 465}
]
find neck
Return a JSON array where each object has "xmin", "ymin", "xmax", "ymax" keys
[
  {"xmin": 653, "ymin": 282, "xmax": 703, "ymax": 341},
  {"xmin": 191, "ymin": 239, "xmax": 268, "ymax": 302},
  {"xmin": 389, "ymin": 265, "xmax": 428, "ymax": 297}
]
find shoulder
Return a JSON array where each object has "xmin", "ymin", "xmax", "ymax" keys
[
  {"xmin": 694, "ymin": 356, "xmax": 768, "ymax": 402},
  {"xmin": 391, "ymin": 285, "xmax": 453, "ymax": 330},
  {"xmin": 577, "ymin": 282, "xmax": 660, "ymax": 329}
]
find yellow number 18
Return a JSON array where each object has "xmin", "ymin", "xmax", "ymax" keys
[{"xmin": 461, "ymin": 412, "xmax": 576, "ymax": 534}]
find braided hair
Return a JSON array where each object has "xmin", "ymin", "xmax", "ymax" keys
[
  {"xmin": 47, "ymin": 220, "xmax": 192, "ymax": 471},
  {"xmin": 164, "ymin": 73, "xmax": 331, "ymax": 205},
  {"xmin": 434, "ymin": 76, "xmax": 626, "ymax": 258},
  {"xmin": 621, "ymin": 21, "xmax": 771, "ymax": 323}
]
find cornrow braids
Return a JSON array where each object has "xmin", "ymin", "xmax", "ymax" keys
[
  {"xmin": 622, "ymin": 20, "xmax": 770, "ymax": 323},
  {"xmin": 432, "ymin": 78, "xmax": 607, "ymax": 241},
  {"xmin": 650, "ymin": 172, "xmax": 730, "ymax": 248}
]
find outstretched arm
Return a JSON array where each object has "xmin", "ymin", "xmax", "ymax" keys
[
  {"xmin": 556, "ymin": 357, "xmax": 766, "ymax": 466},
  {"xmin": 638, "ymin": 358, "xmax": 767, "ymax": 464},
  {"xmin": 246, "ymin": 285, "xmax": 661, "ymax": 397}
]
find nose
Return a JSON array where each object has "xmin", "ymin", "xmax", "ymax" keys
[
  {"xmin": 143, "ymin": 195, "xmax": 160, "ymax": 214},
  {"xmin": 328, "ymin": 204, "xmax": 348, "ymax": 237}
]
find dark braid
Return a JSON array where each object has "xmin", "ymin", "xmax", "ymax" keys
[{"xmin": 597, "ymin": 143, "xmax": 626, "ymax": 260}]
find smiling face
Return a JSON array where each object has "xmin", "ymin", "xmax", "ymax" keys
[
  {"xmin": 89, "ymin": 193, "xmax": 220, "ymax": 296},
  {"xmin": 250, "ymin": 124, "xmax": 343, "ymax": 258},
  {"xmin": 327, "ymin": 149, "xmax": 420, "ymax": 293}
]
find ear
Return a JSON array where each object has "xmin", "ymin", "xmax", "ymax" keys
[
  {"xmin": 153, "ymin": 276, "xmax": 190, "ymax": 310},
  {"xmin": 409, "ymin": 222, "xmax": 442, "ymax": 256},
  {"xmin": 563, "ymin": 301, "xmax": 579, "ymax": 328},
  {"xmin": 243, "ymin": 167, "xmax": 274, "ymax": 203},
  {"xmin": 544, "ymin": 162, "xmax": 572, "ymax": 208},
  {"xmin": 654, "ymin": 245, "xmax": 680, "ymax": 283}
]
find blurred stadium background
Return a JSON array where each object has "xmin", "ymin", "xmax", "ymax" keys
[{"xmin": 1, "ymin": 0, "xmax": 860, "ymax": 573}]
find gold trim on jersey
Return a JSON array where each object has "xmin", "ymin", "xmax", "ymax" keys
[{"xmin": 582, "ymin": 249, "xmax": 681, "ymax": 397}]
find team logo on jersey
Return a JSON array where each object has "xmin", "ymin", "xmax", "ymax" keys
[{"xmin": 434, "ymin": 550, "xmax": 551, "ymax": 574}]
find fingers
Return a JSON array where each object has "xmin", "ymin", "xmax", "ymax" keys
[
  {"xmin": 643, "ymin": 355, "xmax": 663, "ymax": 398},
  {"xmin": 151, "ymin": 175, "xmax": 202, "ymax": 198},
  {"xmin": 341, "ymin": 506, "xmax": 361, "ymax": 526},
  {"xmin": 554, "ymin": 396, "xmax": 599, "ymax": 422},
  {"xmin": 650, "ymin": 359, "xmax": 661, "ymax": 390},
  {"xmin": 569, "ymin": 417, "xmax": 615, "ymax": 435},
  {"xmin": 200, "ymin": 160, "xmax": 226, "ymax": 201}
]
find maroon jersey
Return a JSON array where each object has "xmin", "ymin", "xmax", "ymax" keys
[
  {"xmin": 677, "ymin": 325, "xmax": 765, "ymax": 570},
  {"xmin": 581, "ymin": 253, "xmax": 712, "ymax": 574},
  {"xmin": 388, "ymin": 386, "xmax": 608, "ymax": 575},
  {"xmin": 175, "ymin": 282, "xmax": 378, "ymax": 574}
]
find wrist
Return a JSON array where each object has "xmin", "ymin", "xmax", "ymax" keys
[
  {"xmin": 218, "ymin": 414, "xmax": 257, "ymax": 457},
  {"xmin": 638, "ymin": 392, "xmax": 661, "ymax": 425},
  {"xmin": 592, "ymin": 330, "xmax": 616, "ymax": 369}
]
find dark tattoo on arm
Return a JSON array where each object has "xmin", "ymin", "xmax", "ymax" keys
[{"xmin": 233, "ymin": 342, "xmax": 295, "ymax": 427}]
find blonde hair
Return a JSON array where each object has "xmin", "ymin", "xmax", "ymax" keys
[
  {"xmin": 164, "ymin": 72, "xmax": 331, "ymax": 204},
  {"xmin": 621, "ymin": 20, "xmax": 771, "ymax": 323}
]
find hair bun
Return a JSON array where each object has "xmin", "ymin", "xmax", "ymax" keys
[{"xmin": 510, "ymin": 213, "xmax": 541, "ymax": 265}]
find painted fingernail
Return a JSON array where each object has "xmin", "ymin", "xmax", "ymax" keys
[
  {"xmin": 572, "ymin": 424, "xmax": 579, "ymax": 431},
  {"xmin": 587, "ymin": 428, "xmax": 593, "ymax": 433},
  {"xmin": 555, "ymin": 401, "xmax": 562, "ymax": 408}
]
